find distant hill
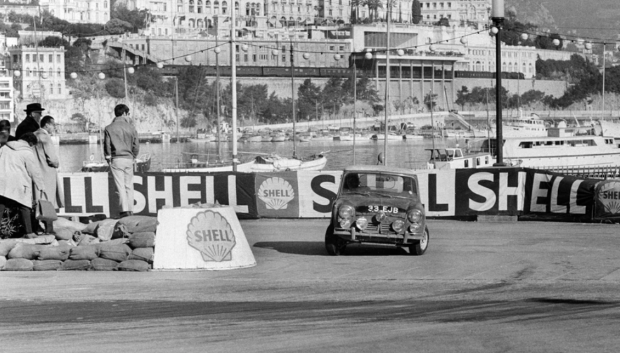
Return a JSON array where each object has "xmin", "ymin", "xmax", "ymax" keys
[{"xmin": 508, "ymin": 0, "xmax": 620, "ymax": 40}]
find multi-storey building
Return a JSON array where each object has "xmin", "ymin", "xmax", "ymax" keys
[
  {"xmin": 358, "ymin": 0, "xmax": 489, "ymax": 25},
  {"xmin": 0, "ymin": 70, "xmax": 15, "ymax": 122},
  {"xmin": 317, "ymin": 0, "xmax": 350, "ymax": 23},
  {"xmin": 7, "ymin": 46, "xmax": 68, "ymax": 101},
  {"xmin": 120, "ymin": 35, "xmax": 350, "ymax": 67},
  {"xmin": 39, "ymin": 0, "xmax": 111, "ymax": 24}
]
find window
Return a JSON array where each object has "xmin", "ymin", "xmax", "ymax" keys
[
  {"xmin": 49, "ymin": 54, "xmax": 53, "ymax": 62},
  {"xmin": 50, "ymin": 84, "xmax": 54, "ymax": 94},
  {"xmin": 26, "ymin": 54, "xmax": 30, "ymax": 63},
  {"xmin": 57, "ymin": 69, "xmax": 61, "ymax": 77},
  {"xmin": 40, "ymin": 54, "xmax": 44, "ymax": 62},
  {"xmin": 58, "ymin": 84, "xmax": 62, "ymax": 95}
]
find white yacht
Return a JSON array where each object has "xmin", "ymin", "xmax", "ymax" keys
[{"xmin": 483, "ymin": 132, "xmax": 620, "ymax": 168}]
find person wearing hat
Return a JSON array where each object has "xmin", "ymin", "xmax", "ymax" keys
[{"xmin": 16, "ymin": 103, "xmax": 45, "ymax": 139}]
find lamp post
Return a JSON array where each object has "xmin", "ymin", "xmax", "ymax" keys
[{"xmin": 491, "ymin": 0, "xmax": 506, "ymax": 166}]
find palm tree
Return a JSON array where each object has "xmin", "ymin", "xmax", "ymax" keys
[{"xmin": 364, "ymin": 0, "xmax": 383, "ymax": 22}]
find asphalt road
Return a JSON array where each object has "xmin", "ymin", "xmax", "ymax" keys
[{"xmin": 2, "ymin": 219, "xmax": 620, "ymax": 353}]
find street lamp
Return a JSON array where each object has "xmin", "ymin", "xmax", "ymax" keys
[{"xmin": 491, "ymin": 0, "xmax": 506, "ymax": 166}]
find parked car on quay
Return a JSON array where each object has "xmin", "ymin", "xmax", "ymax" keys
[{"xmin": 325, "ymin": 165, "xmax": 429, "ymax": 256}]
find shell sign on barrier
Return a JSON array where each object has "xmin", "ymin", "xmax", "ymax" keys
[
  {"xmin": 154, "ymin": 206, "xmax": 256, "ymax": 270},
  {"xmin": 255, "ymin": 172, "xmax": 300, "ymax": 218}
]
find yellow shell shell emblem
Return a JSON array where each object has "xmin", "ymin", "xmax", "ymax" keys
[{"xmin": 186, "ymin": 210, "xmax": 237, "ymax": 262}]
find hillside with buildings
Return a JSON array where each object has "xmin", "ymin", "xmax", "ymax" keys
[{"xmin": 1, "ymin": 0, "xmax": 619, "ymax": 130}]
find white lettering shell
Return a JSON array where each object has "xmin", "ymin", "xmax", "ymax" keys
[
  {"xmin": 258, "ymin": 177, "xmax": 295, "ymax": 210},
  {"xmin": 186, "ymin": 210, "xmax": 236, "ymax": 262}
]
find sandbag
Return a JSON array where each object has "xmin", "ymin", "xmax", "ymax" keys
[
  {"xmin": 101, "ymin": 238, "xmax": 129, "ymax": 246},
  {"xmin": 53, "ymin": 217, "xmax": 87, "ymax": 232},
  {"xmin": 74, "ymin": 233, "xmax": 100, "ymax": 246},
  {"xmin": 57, "ymin": 240, "xmax": 77, "ymax": 247},
  {"xmin": 117, "ymin": 216, "xmax": 158, "ymax": 234},
  {"xmin": 111, "ymin": 223, "xmax": 130, "ymax": 240},
  {"xmin": 3, "ymin": 258, "xmax": 33, "ymax": 271},
  {"xmin": 128, "ymin": 247, "xmax": 154, "ymax": 263},
  {"xmin": 0, "ymin": 255, "xmax": 6, "ymax": 269},
  {"xmin": 97, "ymin": 244, "xmax": 132, "ymax": 262},
  {"xmin": 128, "ymin": 232, "xmax": 156, "ymax": 249},
  {"xmin": 0, "ymin": 240, "xmax": 17, "ymax": 256},
  {"xmin": 95, "ymin": 219, "xmax": 118, "ymax": 241},
  {"xmin": 14, "ymin": 235, "xmax": 55, "ymax": 245},
  {"xmin": 117, "ymin": 259, "xmax": 150, "ymax": 272},
  {"xmin": 91, "ymin": 258, "xmax": 119, "ymax": 271},
  {"xmin": 59, "ymin": 260, "xmax": 91, "ymax": 271},
  {"xmin": 33, "ymin": 260, "xmax": 62, "ymax": 271},
  {"xmin": 69, "ymin": 245, "xmax": 99, "ymax": 261},
  {"xmin": 81, "ymin": 221, "xmax": 100, "ymax": 235},
  {"xmin": 7, "ymin": 243, "xmax": 43, "ymax": 260},
  {"xmin": 37, "ymin": 245, "xmax": 71, "ymax": 261},
  {"xmin": 54, "ymin": 227, "xmax": 74, "ymax": 241}
]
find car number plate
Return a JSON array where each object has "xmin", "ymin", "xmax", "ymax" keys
[{"xmin": 368, "ymin": 205, "xmax": 399, "ymax": 213}]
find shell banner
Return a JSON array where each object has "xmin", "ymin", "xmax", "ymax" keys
[
  {"xmin": 594, "ymin": 180, "xmax": 620, "ymax": 220},
  {"xmin": 254, "ymin": 172, "xmax": 299, "ymax": 218}
]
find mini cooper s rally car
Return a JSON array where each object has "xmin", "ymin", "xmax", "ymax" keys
[{"xmin": 325, "ymin": 165, "xmax": 429, "ymax": 255}]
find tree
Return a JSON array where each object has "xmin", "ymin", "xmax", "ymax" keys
[
  {"xmin": 297, "ymin": 79, "xmax": 322, "ymax": 120},
  {"xmin": 111, "ymin": 5, "xmax": 149, "ymax": 32},
  {"xmin": 38, "ymin": 36, "xmax": 70, "ymax": 48},
  {"xmin": 105, "ymin": 79, "xmax": 126, "ymax": 98},
  {"xmin": 455, "ymin": 86, "xmax": 470, "ymax": 110},
  {"xmin": 411, "ymin": 0, "xmax": 422, "ymax": 24},
  {"xmin": 321, "ymin": 77, "xmax": 344, "ymax": 115},
  {"xmin": 105, "ymin": 18, "xmax": 134, "ymax": 34}
]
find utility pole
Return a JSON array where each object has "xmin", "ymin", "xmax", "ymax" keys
[{"xmin": 491, "ymin": 0, "xmax": 506, "ymax": 166}]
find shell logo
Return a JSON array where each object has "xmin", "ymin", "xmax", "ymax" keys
[
  {"xmin": 599, "ymin": 182, "xmax": 620, "ymax": 214},
  {"xmin": 258, "ymin": 177, "xmax": 295, "ymax": 210},
  {"xmin": 186, "ymin": 210, "xmax": 236, "ymax": 262}
]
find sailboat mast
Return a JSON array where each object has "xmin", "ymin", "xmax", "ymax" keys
[
  {"xmin": 231, "ymin": 7, "xmax": 238, "ymax": 171},
  {"xmin": 290, "ymin": 39, "xmax": 297, "ymax": 158},
  {"xmin": 353, "ymin": 60, "xmax": 357, "ymax": 164}
]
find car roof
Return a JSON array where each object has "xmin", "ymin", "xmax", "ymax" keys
[{"xmin": 343, "ymin": 165, "xmax": 418, "ymax": 175}]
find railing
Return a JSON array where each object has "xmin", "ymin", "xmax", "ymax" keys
[{"xmin": 530, "ymin": 165, "xmax": 620, "ymax": 179}]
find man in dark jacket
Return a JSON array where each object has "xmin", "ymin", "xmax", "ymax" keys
[
  {"xmin": 16, "ymin": 103, "xmax": 45, "ymax": 139},
  {"xmin": 104, "ymin": 104, "xmax": 139, "ymax": 218}
]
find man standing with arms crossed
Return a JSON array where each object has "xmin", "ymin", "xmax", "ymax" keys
[{"xmin": 104, "ymin": 104, "xmax": 139, "ymax": 218}]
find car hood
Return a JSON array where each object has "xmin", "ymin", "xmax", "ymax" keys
[{"xmin": 336, "ymin": 193, "xmax": 421, "ymax": 210}]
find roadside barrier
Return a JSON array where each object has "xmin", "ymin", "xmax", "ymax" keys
[
  {"xmin": 153, "ymin": 206, "xmax": 256, "ymax": 270},
  {"xmin": 55, "ymin": 168, "xmax": 614, "ymax": 221}
]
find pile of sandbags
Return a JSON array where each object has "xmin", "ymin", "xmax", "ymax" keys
[{"xmin": 0, "ymin": 216, "xmax": 157, "ymax": 272}]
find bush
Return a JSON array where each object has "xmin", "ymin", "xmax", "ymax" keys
[
  {"xmin": 105, "ymin": 78, "xmax": 126, "ymax": 98},
  {"xmin": 144, "ymin": 93, "xmax": 157, "ymax": 107}
]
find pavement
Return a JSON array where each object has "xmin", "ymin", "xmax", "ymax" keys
[{"xmin": 2, "ymin": 219, "xmax": 620, "ymax": 352}]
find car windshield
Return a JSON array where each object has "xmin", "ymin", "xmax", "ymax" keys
[{"xmin": 342, "ymin": 172, "xmax": 417, "ymax": 196}]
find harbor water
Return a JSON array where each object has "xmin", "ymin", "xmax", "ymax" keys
[{"xmin": 57, "ymin": 136, "xmax": 473, "ymax": 173}]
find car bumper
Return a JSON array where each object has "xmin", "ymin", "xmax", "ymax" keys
[{"xmin": 333, "ymin": 227, "xmax": 425, "ymax": 245}]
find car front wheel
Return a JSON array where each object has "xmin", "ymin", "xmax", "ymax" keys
[
  {"xmin": 325, "ymin": 224, "xmax": 347, "ymax": 256},
  {"xmin": 409, "ymin": 226, "xmax": 429, "ymax": 256}
]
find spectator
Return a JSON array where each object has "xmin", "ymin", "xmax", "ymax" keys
[
  {"xmin": 16, "ymin": 103, "xmax": 45, "ymax": 139},
  {"xmin": 104, "ymin": 104, "xmax": 139, "ymax": 218},
  {"xmin": 34, "ymin": 115, "xmax": 62, "ymax": 233},
  {"xmin": 0, "ymin": 120, "xmax": 16, "ymax": 147},
  {"xmin": 0, "ymin": 133, "xmax": 46, "ymax": 238}
]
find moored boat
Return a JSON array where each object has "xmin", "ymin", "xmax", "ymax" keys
[{"xmin": 162, "ymin": 153, "xmax": 327, "ymax": 173}]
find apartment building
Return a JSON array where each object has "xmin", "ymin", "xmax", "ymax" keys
[{"xmin": 7, "ymin": 46, "xmax": 68, "ymax": 100}]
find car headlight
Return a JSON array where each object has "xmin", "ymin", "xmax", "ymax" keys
[
  {"xmin": 339, "ymin": 218, "xmax": 352, "ymax": 228},
  {"xmin": 409, "ymin": 223, "xmax": 421, "ymax": 231},
  {"xmin": 392, "ymin": 219, "xmax": 405, "ymax": 232},
  {"xmin": 338, "ymin": 205, "xmax": 355, "ymax": 219},
  {"xmin": 407, "ymin": 209, "xmax": 423, "ymax": 223},
  {"xmin": 355, "ymin": 217, "xmax": 368, "ymax": 230}
]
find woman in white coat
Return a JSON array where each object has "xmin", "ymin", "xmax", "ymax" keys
[{"xmin": 0, "ymin": 133, "xmax": 46, "ymax": 238}]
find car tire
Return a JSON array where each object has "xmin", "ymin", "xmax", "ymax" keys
[
  {"xmin": 409, "ymin": 226, "xmax": 429, "ymax": 256},
  {"xmin": 325, "ymin": 224, "xmax": 347, "ymax": 256}
]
